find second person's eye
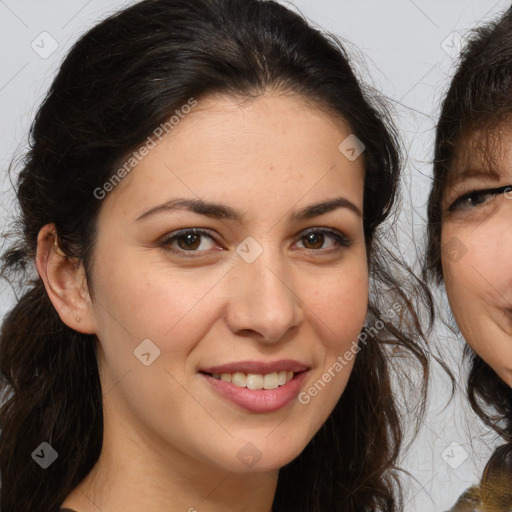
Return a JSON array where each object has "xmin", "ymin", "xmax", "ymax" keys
[{"xmin": 448, "ymin": 185, "xmax": 512, "ymax": 212}]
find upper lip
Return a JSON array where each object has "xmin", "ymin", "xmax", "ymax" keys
[{"xmin": 200, "ymin": 359, "xmax": 310, "ymax": 374}]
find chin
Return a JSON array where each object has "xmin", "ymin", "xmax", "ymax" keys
[{"xmin": 227, "ymin": 441, "xmax": 308, "ymax": 474}]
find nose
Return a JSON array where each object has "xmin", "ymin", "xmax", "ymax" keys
[{"xmin": 224, "ymin": 253, "xmax": 302, "ymax": 343}]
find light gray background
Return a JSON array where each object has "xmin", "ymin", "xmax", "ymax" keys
[{"xmin": 0, "ymin": 1, "xmax": 509, "ymax": 511}]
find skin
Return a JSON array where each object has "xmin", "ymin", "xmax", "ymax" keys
[
  {"xmin": 36, "ymin": 92, "xmax": 368, "ymax": 512},
  {"xmin": 441, "ymin": 125, "xmax": 512, "ymax": 388}
]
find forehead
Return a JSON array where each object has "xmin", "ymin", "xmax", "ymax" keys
[
  {"xmin": 98, "ymin": 92, "xmax": 365, "ymax": 221},
  {"xmin": 445, "ymin": 122, "xmax": 512, "ymax": 187}
]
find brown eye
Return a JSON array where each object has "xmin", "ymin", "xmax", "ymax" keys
[
  {"xmin": 301, "ymin": 232, "xmax": 325, "ymax": 249},
  {"xmin": 177, "ymin": 233, "xmax": 201, "ymax": 250},
  {"xmin": 295, "ymin": 229, "xmax": 350, "ymax": 251},
  {"xmin": 161, "ymin": 229, "xmax": 219, "ymax": 254}
]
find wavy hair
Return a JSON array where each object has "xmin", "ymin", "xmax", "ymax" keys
[
  {"xmin": 425, "ymin": 7, "xmax": 512, "ymax": 512},
  {"xmin": 1, "ymin": 1, "xmax": 432, "ymax": 511}
]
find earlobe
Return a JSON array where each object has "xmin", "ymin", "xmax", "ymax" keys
[{"xmin": 35, "ymin": 223, "xmax": 96, "ymax": 334}]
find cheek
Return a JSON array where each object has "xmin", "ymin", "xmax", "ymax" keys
[
  {"xmin": 441, "ymin": 222, "xmax": 512, "ymax": 365},
  {"xmin": 92, "ymin": 250, "xmax": 228, "ymax": 342},
  {"xmin": 306, "ymin": 263, "xmax": 369, "ymax": 350},
  {"xmin": 441, "ymin": 221, "xmax": 477, "ymax": 291},
  {"xmin": 442, "ymin": 223, "xmax": 511, "ymax": 303}
]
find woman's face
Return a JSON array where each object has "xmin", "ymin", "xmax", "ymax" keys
[
  {"xmin": 441, "ymin": 125, "xmax": 512, "ymax": 387},
  {"xmin": 87, "ymin": 92, "xmax": 368, "ymax": 474}
]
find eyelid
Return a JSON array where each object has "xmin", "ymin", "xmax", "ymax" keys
[
  {"xmin": 294, "ymin": 226, "xmax": 351, "ymax": 249},
  {"xmin": 448, "ymin": 184, "xmax": 512, "ymax": 211},
  {"xmin": 160, "ymin": 228, "xmax": 221, "ymax": 256},
  {"xmin": 160, "ymin": 226, "xmax": 351, "ymax": 257},
  {"xmin": 162, "ymin": 227, "xmax": 218, "ymax": 241}
]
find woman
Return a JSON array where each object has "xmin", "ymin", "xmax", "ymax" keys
[
  {"xmin": 426, "ymin": 7, "xmax": 512, "ymax": 511},
  {"xmin": 0, "ymin": 1, "xmax": 431, "ymax": 511}
]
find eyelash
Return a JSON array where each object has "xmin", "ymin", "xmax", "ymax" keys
[
  {"xmin": 448, "ymin": 185, "xmax": 512, "ymax": 212},
  {"xmin": 160, "ymin": 227, "xmax": 351, "ymax": 257},
  {"xmin": 295, "ymin": 227, "xmax": 351, "ymax": 251}
]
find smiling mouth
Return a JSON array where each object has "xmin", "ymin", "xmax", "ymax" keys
[
  {"xmin": 203, "ymin": 371, "xmax": 295, "ymax": 390},
  {"xmin": 200, "ymin": 362, "xmax": 309, "ymax": 412}
]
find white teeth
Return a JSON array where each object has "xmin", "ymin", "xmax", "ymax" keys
[
  {"xmin": 263, "ymin": 372, "xmax": 279, "ymax": 389},
  {"xmin": 209, "ymin": 370, "xmax": 295, "ymax": 389},
  {"xmin": 231, "ymin": 372, "xmax": 247, "ymax": 387},
  {"xmin": 246, "ymin": 373, "xmax": 264, "ymax": 390}
]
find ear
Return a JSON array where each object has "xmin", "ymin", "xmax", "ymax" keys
[{"xmin": 36, "ymin": 223, "xmax": 96, "ymax": 334}]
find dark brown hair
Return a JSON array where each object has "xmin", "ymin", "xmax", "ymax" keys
[
  {"xmin": 1, "ymin": 1, "xmax": 432, "ymax": 511},
  {"xmin": 425, "ymin": 6, "xmax": 512, "ymax": 511}
]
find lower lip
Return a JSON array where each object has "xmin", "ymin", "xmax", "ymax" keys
[{"xmin": 202, "ymin": 372, "xmax": 309, "ymax": 413}]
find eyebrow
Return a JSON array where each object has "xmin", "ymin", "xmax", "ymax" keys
[{"xmin": 135, "ymin": 196, "xmax": 362, "ymax": 222}]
